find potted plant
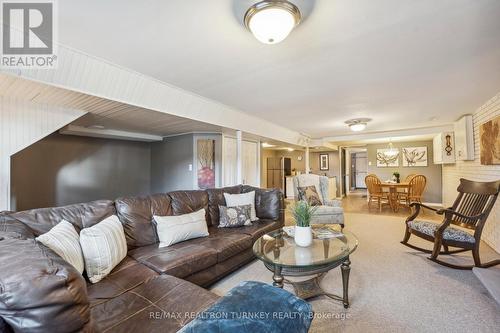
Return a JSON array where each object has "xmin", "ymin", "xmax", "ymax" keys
[
  {"xmin": 289, "ymin": 201, "xmax": 317, "ymax": 247},
  {"xmin": 392, "ymin": 171, "xmax": 400, "ymax": 183}
]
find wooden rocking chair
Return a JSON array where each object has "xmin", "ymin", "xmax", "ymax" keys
[{"xmin": 401, "ymin": 178, "xmax": 500, "ymax": 270}]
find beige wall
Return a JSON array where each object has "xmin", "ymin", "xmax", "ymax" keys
[
  {"xmin": 442, "ymin": 92, "xmax": 500, "ymax": 253},
  {"xmin": 367, "ymin": 140, "xmax": 442, "ymax": 203},
  {"xmin": 310, "ymin": 151, "xmax": 340, "ymax": 196}
]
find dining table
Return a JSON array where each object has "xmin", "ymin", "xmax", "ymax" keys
[{"xmin": 379, "ymin": 181, "xmax": 410, "ymax": 212}]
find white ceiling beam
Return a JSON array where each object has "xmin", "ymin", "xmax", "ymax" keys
[{"xmin": 60, "ymin": 125, "xmax": 163, "ymax": 142}]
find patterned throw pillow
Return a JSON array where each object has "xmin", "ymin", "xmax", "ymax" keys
[
  {"xmin": 297, "ymin": 186, "xmax": 323, "ymax": 206},
  {"xmin": 218, "ymin": 205, "xmax": 252, "ymax": 228}
]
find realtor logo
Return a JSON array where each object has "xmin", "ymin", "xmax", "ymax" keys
[{"xmin": 1, "ymin": 0, "xmax": 57, "ymax": 68}]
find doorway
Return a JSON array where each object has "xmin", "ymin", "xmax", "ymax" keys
[{"xmin": 351, "ymin": 151, "xmax": 367, "ymax": 190}]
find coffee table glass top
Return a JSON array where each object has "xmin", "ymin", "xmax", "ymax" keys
[{"xmin": 253, "ymin": 227, "xmax": 358, "ymax": 269}]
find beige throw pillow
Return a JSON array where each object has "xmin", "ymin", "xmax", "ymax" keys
[
  {"xmin": 79, "ymin": 215, "xmax": 127, "ymax": 283},
  {"xmin": 36, "ymin": 220, "xmax": 84, "ymax": 274},
  {"xmin": 223, "ymin": 191, "xmax": 258, "ymax": 221},
  {"xmin": 154, "ymin": 209, "xmax": 209, "ymax": 248}
]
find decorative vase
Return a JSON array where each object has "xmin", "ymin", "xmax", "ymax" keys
[{"xmin": 294, "ymin": 226, "xmax": 313, "ymax": 247}]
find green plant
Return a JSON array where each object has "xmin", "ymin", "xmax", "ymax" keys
[
  {"xmin": 289, "ymin": 201, "xmax": 318, "ymax": 227},
  {"xmin": 392, "ymin": 171, "xmax": 400, "ymax": 178}
]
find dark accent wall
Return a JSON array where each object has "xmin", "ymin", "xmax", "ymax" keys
[
  {"xmin": 10, "ymin": 133, "xmax": 151, "ymax": 211},
  {"xmin": 151, "ymin": 134, "xmax": 194, "ymax": 193}
]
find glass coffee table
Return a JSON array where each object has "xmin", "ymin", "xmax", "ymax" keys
[{"xmin": 253, "ymin": 227, "xmax": 358, "ymax": 308}]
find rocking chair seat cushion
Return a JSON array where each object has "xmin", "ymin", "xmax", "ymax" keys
[{"xmin": 408, "ymin": 220, "xmax": 475, "ymax": 243}]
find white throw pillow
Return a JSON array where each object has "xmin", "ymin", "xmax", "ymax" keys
[
  {"xmin": 154, "ymin": 209, "xmax": 209, "ymax": 248},
  {"xmin": 79, "ymin": 215, "xmax": 127, "ymax": 284},
  {"xmin": 36, "ymin": 220, "xmax": 84, "ymax": 274},
  {"xmin": 224, "ymin": 191, "xmax": 258, "ymax": 221}
]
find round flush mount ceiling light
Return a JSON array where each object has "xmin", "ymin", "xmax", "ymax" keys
[
  {"xmin": 345, "ymin": 118, "xmax": 371, "ymax": 132},
  {"xmin": 244, "ymin": 1, "xmax": 301, "ymax": 44}
]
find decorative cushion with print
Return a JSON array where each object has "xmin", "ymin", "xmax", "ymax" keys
[
  {"xmin": 297, "ymin": 186, "xmax": 323, "ymax": 206},
  {"xmin": 218, "ymin": 205, "xmax": 252, "ymax": 228}
]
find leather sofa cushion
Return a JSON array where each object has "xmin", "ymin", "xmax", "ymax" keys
[
  {"xmin": 116, "ymin": 193, "xmax": 173, "ymax": 248},
  {"xmin": 188, "ymin": 229, "xmax": 252, "ymax": 262},
  {"xmin": 168, "ymin": 190, "xmax": 209, "ymax": 220},
  {"xmin": 0, "ymin": 215, "xmax": 35, "ymax": 239},
  {"xmin": 242, "ymin": 186, "xmax": 282, "ymax": 221},
  {"xmin": 206, "ymin": 185, "xmax": 241, "ymax": 226},
  {"xmin": 8, "ymin": 200, "xmax": 115, "ymax": 236},
  {"xmin": 0, "ymin": 238, "xmax": 92, "ymax": 332},
  {"xmin": 87, "ymin": 257, "xmax": 158, "ymax": 307},
  {"xmin": 91, "ymin": 275, "xmax": 219, "ymax": 333},
  {"xmin": 128, "ymin": 242, "xmax": 218, "ymax": 278},
  {"xmin": 185, "ymin": 248, "xmax": 255, "ymax": 287},
  {"xmin": 231, "ymin": 219, "xmax": 282, "ymax": 241}
]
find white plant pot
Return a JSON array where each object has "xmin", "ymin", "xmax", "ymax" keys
[{"xmin": 294, "ymin": 226, "xmax": 313, "ymax": 247}]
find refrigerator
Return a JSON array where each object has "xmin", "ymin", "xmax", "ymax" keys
[{"xmin": 266, "ymin": 157, "xmax": 291, "ymax": 194}]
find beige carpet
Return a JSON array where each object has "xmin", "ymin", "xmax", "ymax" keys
[{"xmin": 210, "ymin": 213, "xmax": 500, "ymax": 332}]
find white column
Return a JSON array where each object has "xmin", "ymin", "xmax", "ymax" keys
[
  {"xmin": 305, "ymin": 146, "xmax": 310, "ymax": 174},
  {"xmin": 236, "ymin": 130, "xmax": 243, "ymax": 184}
]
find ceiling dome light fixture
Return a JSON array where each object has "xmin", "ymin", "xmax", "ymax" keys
[
  {"xmin": 244, "ymin": 1, "xmax": 301, "ymax": 44},
  {"xmin": 345, "ymin": 118, "xmax": 371, "ymax": 132}
]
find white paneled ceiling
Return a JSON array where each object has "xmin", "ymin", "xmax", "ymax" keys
[
  {"xmin": 57, "ymin": 0, "xmax": 500, "ymax": 138},
  {"xmin": 0, "ymin": 74, "xmax": 222, "ymax": 136}
]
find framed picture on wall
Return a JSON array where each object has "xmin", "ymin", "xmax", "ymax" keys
[
  {"xmin": 376, "ymin": 149, "xmax": 399, "ymax": 167},
  {"xmin": 319, "ymin": 154, "xmax": 329, "ymax": 170},
  {"xmin": 402, "ymin": 147, "xmax": 428, "ymax": 167},
  {"xmin": 196, "ymin": 139, "xmax": 216, "ymax": 189},
  {"xmin": 480, "ymin": 115, "xmax": 500, "ymax": 165}
]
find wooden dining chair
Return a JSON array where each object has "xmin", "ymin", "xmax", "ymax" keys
[
  {"xmin": 399, "ymin": 175, "xmax": 426, "ymax": 207},
  {"xmin": 401, "ymin": 178, "xmax": 500, "ymax": 269},
  {"xmin": 365, "ymin": 174, "xmax": 390, "ymax": 212},
  {"xmin": 405, "ymin": 174, "xmax": 416, "ymax": 182},
  {"xmin": 397, "ymin": 174, "xmax": 416, "ymax": 203}
]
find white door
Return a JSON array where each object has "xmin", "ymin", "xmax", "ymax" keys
[
  {"xmin": 355, "ymin": 154, "xmax": 367, "ymax": 188},
  {"xmin": 242, "ymin": 140, "xmax": 259, "ymax": 186},
  {"xmin": 222, "ymin": 136, "xmax": 237, "ymax": 186}
]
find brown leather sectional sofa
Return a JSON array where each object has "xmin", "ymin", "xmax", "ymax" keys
[{"xmin": 0, "ymin": 185, "xmax": 284, "ymax": 333}]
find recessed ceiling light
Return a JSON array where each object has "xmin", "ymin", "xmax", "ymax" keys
[
  {"xmin": 244, "ymin": 1, "xmax": 301, "ymax": 44},
  {"xmin": 345, "ymin": 118, "xmax": 371, "ymax": 132},
  {"xmin": 287, "ymin": 147, "xmax": 294, "ymax": 151}
]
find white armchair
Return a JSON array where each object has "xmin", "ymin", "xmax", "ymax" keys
[{"xmin": 292, "ymin": 174, "xmax": 344, "ymax": 228}]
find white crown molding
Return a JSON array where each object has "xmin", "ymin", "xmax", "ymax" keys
[{"xmin": 321, "ymin": 124, "xmax": 454, "ymax": 143}]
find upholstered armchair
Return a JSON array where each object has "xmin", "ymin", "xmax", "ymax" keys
[{"xmin": 292, "ymin": 174, "xmax": 344, "ymax": 228}]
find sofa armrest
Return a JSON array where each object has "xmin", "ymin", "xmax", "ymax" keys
[
  {"xmin": 323, "ymin": 199, "xmax": 342, "ymax": 207},
  {"xmin": 0, "ymin": 238, "xmax": 92, "ymax": 332}
]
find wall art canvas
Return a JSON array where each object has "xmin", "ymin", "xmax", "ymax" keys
[
  {"xmin": 402, "ymin": 147, "xmax": 428, "ymax": 167},
  {"xmin": 319, "ymin": 154, "xmax": 329, "ymax": 170},
  {"xmin": 197, "ymin": 139, "xmax": 215, "ymax": 189},
  {"xmin": 480, "ymin": 116, "xmax": 500, "ymax": 165},
  {"xmin": 376, "ymin": 149, "xmax": 399, "ymax": 167}
]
